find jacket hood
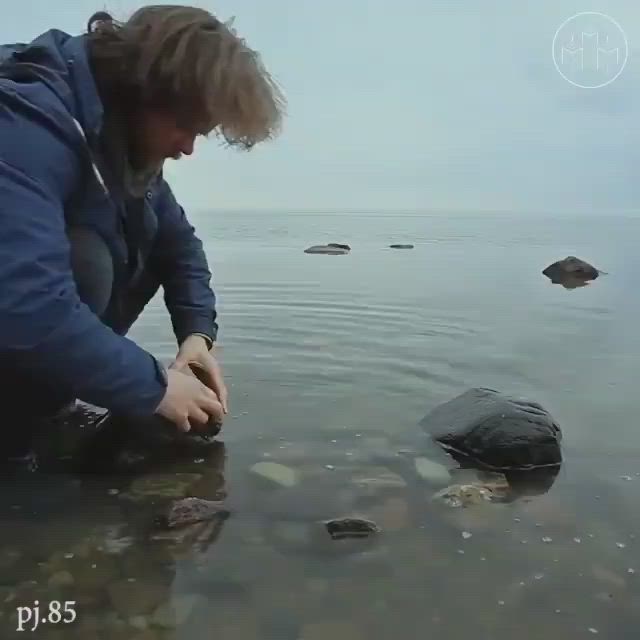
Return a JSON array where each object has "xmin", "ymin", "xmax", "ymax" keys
[{"xmin": 4, "ymin": 28, "xmax": 104, "ymax": 141}]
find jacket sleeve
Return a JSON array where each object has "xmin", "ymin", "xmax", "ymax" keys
[
  {"xmin": 0, "ymin": 121, "xmax": 168, "ymax": 416},
  {"xmin": 150, "ymin": 178, "xmax": 219, "ymax": 346}
]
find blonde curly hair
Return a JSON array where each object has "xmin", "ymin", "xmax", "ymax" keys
[{"xmin": 87, "ymin": 5, "xmax": 286, "ymax": 149}]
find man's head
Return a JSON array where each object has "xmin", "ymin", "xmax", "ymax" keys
[{"xmin": 86, "ymin": 5, "xmax": 286, "ymax": 168}]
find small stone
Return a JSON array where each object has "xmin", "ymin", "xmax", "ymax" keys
[
  {"xmin": 457, "ymin": 549, "xmax": 465, "ymax": 555},
  {"xmin": 414, "ymin": 458, "xmax": 451, "ymax": 485},
  {"xmin": 616, "ymin": 542, "xmax": 626, "ymax": 549},
  {"xmin": 542, "ymin": 537, "xmax": 552, "ymax": 543},
  {"xmin": 325, "ymin": 465, "xmax": 335, "ymax": 470},
  {"xmin": 250, "ymin": 462, "xmax": 298, "ymax": 488},
  {"xmin": 574, "ymin": 538, "xmax": 582, "ymax": 544},
  {"xmin": 628, "ymin": 568, "xmax": 635, "ymax": 574},
  {"xmin": 461, "ymin": 531, "xmax": 472, "ymax": 540},
  {"xmin": 588, "ymin": 629, "xmax": 598, "ymax": 634},
  {"xmin": 63, "ymin": 553, "xmax": 74, "ymax": 559},
  {"xmin": 194, "ymin": 458, "xmax": 205, "ymax": 464},
  {"xmin": 108, "ymin": 488, "xmax": 119, "ymax": 495},
  {"xmin": 620, "ymin": 475, "xmax": 633, "ymax": 481},
  {"xmin": 534, "ymin": 573, "xmax": 544, "ymax": 580},
  {"xmin": 498, "ymin": 600, "xmax": 505, "ymax": 606},
  {"xmin": 513, "ymin": 518, "xmax": 521, "ymax": 523}
]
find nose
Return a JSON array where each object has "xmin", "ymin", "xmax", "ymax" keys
[{"xmin": 178, "ymin": 133, "xmax": 196, "ymax": 156}]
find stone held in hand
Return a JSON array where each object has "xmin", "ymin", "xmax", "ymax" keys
[
  {"xmin": 419, "ymin": 387, "xmax": 563, "ymax": 487},
  {"xmin": 183, "ymin": 361, "xmax": 222, "ymax": 439}
]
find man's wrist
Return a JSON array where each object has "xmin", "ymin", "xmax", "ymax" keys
[{"xmin": 185, "ymin": 333, "xmax": 214, "ymax": 351}]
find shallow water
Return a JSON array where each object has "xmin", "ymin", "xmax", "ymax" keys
[{"xmin": 1, "ymin": 210, "xmax": 639, "ymax": 639}]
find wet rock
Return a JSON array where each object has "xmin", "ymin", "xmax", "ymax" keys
[
  {"xmin": 432, "ymin": 480, "xmax": 509, "ymax": 508},
  {"xmin": 324, "ymin": 517, "xmax": 380, "ymax": 540},
  {"xmin": 250, "ymin": 461, "xmax": 298, "ymax": 488},
  {"xmin": 153, "ymin": 497, "xmax": 230, "ymax": 529},
  {"xmin": 414, "ymin": 457, "xmax": 451, "ymax": 485},
  {"xmin": 107, "ymin": 579, "xmax": 168, "ymax": 618},
  {"xmin": 419, "ymin": 387, "xmax": 563, "ymax": 476},
  {"xmin": 126, "ymin": 473, "xmax": 202, "ymax": 500},
  {"xmin": 542, "ymin": 255, "xmax": 600, "ymax": 287},
  {"xmin": 389, "ymin": 244, "xmax": 414, "ymax": 249},
  {"xmin": 304, "ymin": 244, "xmax": 350, "ymax": 255}
]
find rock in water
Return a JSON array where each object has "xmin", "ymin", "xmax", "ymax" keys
[
  {"xmin": 542, "ymin": 256, "xmax": 600, "ymax": 286},
  {"xmin": 324, "ymin": 517, "xmax": 380, "ymax": 539},
  {"xmin": 154, "ymin": 497, "xmax": 231, "ymax": 529},
  {"xmin": 304, "ymin": 244, "xmax": 350, "ymax": 255},
  {"xmin": 419, "ymin": 388, "xmax": 562, "ymax": 473},
  {"xmin": 389, "ymin": 244, "xmax": 414, "ymax": 249}
]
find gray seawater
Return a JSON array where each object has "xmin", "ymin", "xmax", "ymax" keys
[{"xmin": 1, "ymin": 210, "xmax": 640, "ymax": 639}]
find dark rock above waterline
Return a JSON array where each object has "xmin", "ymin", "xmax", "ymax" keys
[
  {"xmin": 542, "ymin": 256, "xmax": 600, "ymax": 286},
  {"xmin": 304, "ymin": 243, "xmax": 350, "ymax": 255},
  {"xmin": 419, "ymin": 387, "xmax": 563, "ymax": 475},
  {"xmin": 389, "ymin": 244, "xmax": 414, "ymax": 249}
]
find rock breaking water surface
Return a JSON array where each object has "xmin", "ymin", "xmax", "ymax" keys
[{"xmin": 1, "ymin": 210, "xmax": 639, "ymax": 639}]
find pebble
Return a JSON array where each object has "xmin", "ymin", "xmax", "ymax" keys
[
  {"xmin": 325, "ymin": 465, "xmax": 335, "ymax": 470},
  {"xmin": 108, "ymin": 489, "xmax": 119, "ymax": 495},
  {"xmin": 588, "ymin": 628, "xmax": 598, "ymax": 634},
  {"xmin": 574, "ymin": 538, "xmax": 582, "ymax": 544},
  {"xmin": 620, "ymin": 475, "xmax": 633, "ymax": 481},
  {"xmin": 616, "ymin": 542, "xmax": 626, "ymax": 549},
  {"xmin": 461, "ymin": 531, "xmax": 472, "ymax": 540},
  {"xmin": 250, "ymin": 461, "xmax": 298, "ymax": 487},
  {"xmin": 194, "ymin": 458, "xmax": 205, "ymax": 464},
  {"xmin": 414, "ymin": 458, "xmax": 451, "ymax": 484},
  {"xmin": 542, "ymin": 537, "xmax": 552, "ymax": 543}
]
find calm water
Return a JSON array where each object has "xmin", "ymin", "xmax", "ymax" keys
[{"xmin": 1, "ymin": 210, "xmax": 640, "ymax": 639}]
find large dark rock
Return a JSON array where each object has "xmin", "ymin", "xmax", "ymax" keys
[
  {"xmin": 419, "ymin": 387, "xmax": 563, "ymax": 475},
  {"xmin": 542, "ymin": 256, "xmax": 600, "ymax": 286},
  {"xmin": 304, "ymin": 243, "xmax": 350, "ymax": 255}
]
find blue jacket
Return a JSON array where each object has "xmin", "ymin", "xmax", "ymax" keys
[{"xmin": 0, "ymin": 29, "xmax": 218, "ymax": 416}]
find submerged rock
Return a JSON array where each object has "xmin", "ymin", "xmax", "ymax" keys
[
  {"xmin": 432, "ymin": 477, "xmax": 510, "ymax": 508},
  {"xmin": 250, "ymin": 461, "xmax": 299, "ymax": 488},
  {"xmin": 542, "ymin": 256, "xmax": 601, "ymax": 287},
  {"xmin": 304, "ymin": 244, "xmax": 350, "ymax": 255},
  {"xmin": 126, "ymin": 473, "xmax": 202, "ymax": 500},
  {"xmin": 153, "ymin": 497, "xmax": 230, "ymax": 529},
  {"xmin": 324, "ymin": 517, "xmax": 380, "ymax": 540},
  {"xmin": 419, "ymin": 387, "xmax": 563, "ymax": 476},
  {"xmin": 414, "ymin": 457, "xmax": 451, "ymax": 485}
]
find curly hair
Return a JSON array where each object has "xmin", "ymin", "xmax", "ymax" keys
[{"xmin": 86, "ymin": 5, "xmax": 286, "ymax": 149}]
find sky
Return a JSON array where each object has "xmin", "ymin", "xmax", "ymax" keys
[{"xmin": 1, "ymin": 0, "xmax": 638, "ymax": 214}]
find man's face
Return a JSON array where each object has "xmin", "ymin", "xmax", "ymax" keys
[{"xmin": 129, "ymin": 108, "xmax": 206, "ymax": 168}]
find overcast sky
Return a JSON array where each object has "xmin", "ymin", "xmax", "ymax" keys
[{"xmin": 2, "ymin": 0, "xmax": 638, "ymax": 213}]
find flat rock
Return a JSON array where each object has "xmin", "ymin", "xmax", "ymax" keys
[
  {"xmin": 389, "ymin": 244, "xmax": 414, "ymax": 249},
  {"xmin": 250, "ymin": 461, "xmax": 299, "ymax": 487},
  {"xmin": 419, "ymin": 387, "xmax": 563, "ymax": 473},
  {"xmin": 304, "ymin": 244, "xmax": 350, "ymax": 255},
  {"xmin": 154, "ymin": 497, "xmax": 230, "ymax": 529},
  {"xmin": 414, "ymin": 457, "xmax": 451, "ymax": 485},
  {"xmin": 324, "ymin": 517, "xmax": 380, "ymax": 540}
]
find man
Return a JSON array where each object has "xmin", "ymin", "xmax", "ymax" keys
[{"xmin": 0, "ymin": 6, "xmax": 285, "ymax": 464}]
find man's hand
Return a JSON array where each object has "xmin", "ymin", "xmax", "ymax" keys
[
  {"xmin": 155, "ymin": 368, "xmax": 224, "ymax": 433},
  {"xmin": 170, "ymin": 334, "xmax": 229, "ymax": 414}
]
